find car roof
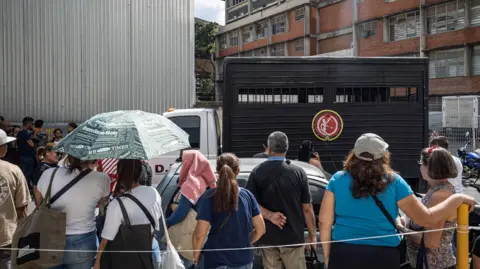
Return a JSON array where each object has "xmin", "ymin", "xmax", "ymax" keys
[{"xmin": 171, "ymin": 157, "xmax": 328, "ymax": 185}]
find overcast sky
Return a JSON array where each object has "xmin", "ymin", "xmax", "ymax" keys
[{"xmin": 195, "ymin": 0, "xmax": 225, "ymax": 25}]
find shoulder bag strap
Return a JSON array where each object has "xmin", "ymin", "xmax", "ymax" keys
[
  {"xmin": 372, "ymin": 195, "xmax": 398, "ymax": 232},
  {"xmin": 116, "ymin": 198, "xmax": 131, "ymax": 226},
  {"xmin": 209, "ymin": 211, "xmax": 232, "ymax": 236},
  {"xmin": 123, "ymin": 193, "xmax": 156, "ymax": 229},
  {"xmin": 50, "ymin": 168, "xmax": 92, "ymax": 204},
  {"xmin": 39, "ymin": 168, "xmax": 60, "ymax": 208}
]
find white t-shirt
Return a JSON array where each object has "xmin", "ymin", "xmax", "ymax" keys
[
  {"xmin": 37, "ymin": 167, "xmax": 110, "ymax": 235},
  {"xmin": 101, "ymin": 186, "xmax": 161, "ymax": 241},
  {"xmin": 448, "ymin": 157, "xmax": 464, "ymax": 194}
]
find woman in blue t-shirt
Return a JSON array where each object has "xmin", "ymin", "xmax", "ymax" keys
[
  {"xmin": 319, "ymin": 133, "xmax": 475, "ymax": 269},
  {"xmin": 193, "ymin": 153, "xmax": 266, "ymax": 269}
]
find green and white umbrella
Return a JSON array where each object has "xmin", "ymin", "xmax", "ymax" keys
[{"xmin": 54, "ymin": 110, "xmax": 190, "ymax": 160}]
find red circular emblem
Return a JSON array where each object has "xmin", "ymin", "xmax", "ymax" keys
[{"xmin": 312, "ymin": 110, "xmax": 344, "ymax": 141}]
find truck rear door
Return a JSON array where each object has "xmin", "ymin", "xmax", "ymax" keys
[{"xmin": 222, "ymin": 57, "xmax": 429, "ymax": 191}]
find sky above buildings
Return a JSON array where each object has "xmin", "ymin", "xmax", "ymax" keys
[{"xmin": 195, "ymin": 0, "xmax": 225, "ymax": 25}]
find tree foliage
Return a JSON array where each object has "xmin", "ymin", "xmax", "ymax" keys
[{"xmin": 195, "ymin": 20, "xmax": 218, "ymax": 99}]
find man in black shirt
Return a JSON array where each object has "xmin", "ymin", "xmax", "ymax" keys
[
  {"xmin": 246, "ymin": 131, "xmax": 316, "ymax": 269},
  {"xmin": 253, "ymin": 139, "xmax": 269, "ymax": 158}
]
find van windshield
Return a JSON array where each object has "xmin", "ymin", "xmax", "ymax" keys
[{"xmin": 168, "ymin": 116, "xmax": 201, "ymax": 148}]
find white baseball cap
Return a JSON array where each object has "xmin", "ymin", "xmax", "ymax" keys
[
  {"xmin": 0, "ymin": 129, "xmax": 16, "ymax": 146},
  {"xmin": 353, "ymin": 133, "xmax": 389, "ymax": 161}
]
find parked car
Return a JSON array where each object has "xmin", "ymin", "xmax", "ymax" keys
[{"xmin": 156, "ymin": 158, "xmax": 328, "ymax": 268}]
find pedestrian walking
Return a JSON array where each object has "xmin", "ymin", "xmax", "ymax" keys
[
  {"xmin": 253, "ymin": 139, "xmax": 269, "ymax": 158},
  {"xmin": 0, "ymin": 129, "xmax": 31, "ymax": 269},
  {"xmin": 33, "ymin": 145, "xmax": 59, "ymax": 201},
  {"xmin": 51, "ymin": 128, "xmax": 63, "ymax": 144},
  {"xmin": 35, "ymin": 156, "xmax": 111, "ymax": 269},
  {"xmin": 399, "ymin": 147, "xmax": 458, "ymax": 269},
  {"xmin": 95, "ymin": 159, "xmax": 162, "ymax": 269},
  {"xmin": 319, "ymin": 133, "xmax": 476, "ymax": 269},
  {"xmin": 17, "ymin": 117, "xmax": 37, "ymax": 189},
  {"xmin": 193, "ymin": 153, "xmax": 266, "ymax": 269},
  {"xmin": 246, "ymin": 131, "xmax": 317, "ymax": 269},
  {"xmin": 429, "ymin": 136, "xmax": 463, "ymax": 193}
]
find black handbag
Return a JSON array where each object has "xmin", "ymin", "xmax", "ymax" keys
[
  {"xmin": 371, "ymin": 195, "xmax": 408, "ymax": 267},
  {"xmin": 306, "ymin": 248, "xmax": 323, "ymax": 269}
]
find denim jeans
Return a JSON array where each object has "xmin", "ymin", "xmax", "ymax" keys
[
  {"xmin": 212, "ymin": 262, "xmax": 253, "ymax": 269},
  {"xmin": 152, "ymin": 238, "xmax": 162, "ymax": 269},
  {"xmin": 46, "ymin": 231, "xmax": 98, "ymax": 269},
  {"xmin": 0, "ymin": 246, "xmax": 11, "ymax": 269},
  {"xmin": 19, "ymin": 156, "xmax": 36, "ymax": 189}
]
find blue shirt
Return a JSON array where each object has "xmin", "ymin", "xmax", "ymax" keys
[
  {"xmin": 327, "ymin": 171, "xmax": 413, "ymax": 247},
  {"xmin": 17, "ymin": 129, "xmax": 35, "ymax": 158},
  {"xmin": 196, "ymin": 188, "xmax": 261, "ymax": 269}
]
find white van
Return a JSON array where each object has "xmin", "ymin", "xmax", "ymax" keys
[{"xmin": 148, "ymin": 108, "xmax": 221, "ymax": 184}]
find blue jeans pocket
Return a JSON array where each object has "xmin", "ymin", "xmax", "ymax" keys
[{"xmin": 63, "ymin": 232, "xmax": 97, "ymax": 265}]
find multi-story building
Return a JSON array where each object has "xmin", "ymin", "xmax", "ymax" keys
[{"xmin": 215, "ymin": 0, "xmax": 480, "ymax": 108}]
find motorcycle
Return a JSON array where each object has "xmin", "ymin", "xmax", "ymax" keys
[{"xmin": 458, "ymin": 137, "xmax": 480, "ymax": 182}]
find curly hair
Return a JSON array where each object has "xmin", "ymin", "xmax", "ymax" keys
[{"xmin": 344, "ymin": 151, "xmax": 395, "ymax": 198}]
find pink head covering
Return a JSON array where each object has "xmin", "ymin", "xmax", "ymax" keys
[{"xmin": 179, "ymin": 150, "xmax": 217, "ymax": 204}]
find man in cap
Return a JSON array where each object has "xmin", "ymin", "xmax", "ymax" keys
[
  {"xmin": 0, "ymin": 129, "xmax": 31, "ymax": 269},
  {"xmin": 246, "ymin": 131, "xmax": 316, "ymax": 269}
]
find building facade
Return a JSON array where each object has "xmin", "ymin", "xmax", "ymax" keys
[{"xmin": 216, "ymin": 0, "xmax": 480, "ymax": 107}]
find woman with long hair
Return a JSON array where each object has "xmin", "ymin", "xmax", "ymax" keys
[
  {"xmin": 36, "ymin": 155, "xmax": 111, "ymax": 269},
  {"xmin": 33, "ymin": 144, "xmax": 59, "ymax": 199},
  {"xmin": 193, "ymin": 153, "xmax": 266, "ymax": 269},
  {"xmin": 319, "ymin": 133, "xmax": 475, "ymax": 269},
  {"xmin": 51, "ymin": 128, "xmax": 63, "ymax": 144},
  {"xmin": 399, "ymin": 147, "xmax": 458, "ymax": 269},
  {"xmin": 94, "ymin": 159, "xmax": 162, "ymax": 269}
]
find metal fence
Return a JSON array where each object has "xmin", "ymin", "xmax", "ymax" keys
[{"xmin": 429, "ymin": 113, "xmax": 480, "ymax": 155}]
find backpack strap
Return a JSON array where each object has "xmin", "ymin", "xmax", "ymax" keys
[
  {"xmin": 116, "ymin": 198, "xmax": 131, "ymax": 226},
  {"xmin": 123, "ymin": 193, "xmax": 156, "ymax": 230},
  {"xmin": 50, "ymin": 168, "xmax": 92, "ymax": 204}
]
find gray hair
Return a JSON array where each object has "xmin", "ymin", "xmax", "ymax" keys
[{"xmin": 268, "ymin": 131, "xmax": 289, "ymax": 154}]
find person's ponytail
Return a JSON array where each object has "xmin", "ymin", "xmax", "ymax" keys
[
  {"xmin": 36, "ymin": 146, "xmax": 46, "ymax": 161},
  {"xmin": 213, "ymin": 154, "xmax": 240, "ymax": 212}
]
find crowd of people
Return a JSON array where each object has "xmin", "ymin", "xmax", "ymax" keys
[{"xmin": 0, "ymin": 114, "xmax": 478, "ymax": 269}]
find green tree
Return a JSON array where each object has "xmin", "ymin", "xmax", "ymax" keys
[{"xmin": 195, "ymin": 20, "xmax": 218, "ymax": 99}]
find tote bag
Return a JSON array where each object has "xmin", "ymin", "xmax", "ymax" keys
[
  {"xmin": 164, "ymin": 205, "xmax": 197, "ymax": 261},
  {"xmin": 160, "ymin": 209, "xmax": 185, "ymax": 269},
  {"xmin": 11, "ymin": 169, "xmax": 66, "ymax": 269}
]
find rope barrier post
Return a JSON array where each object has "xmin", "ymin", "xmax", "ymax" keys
[{"xmin": 457, "ymin": 203, "xmax": 469, "ymax": 269}]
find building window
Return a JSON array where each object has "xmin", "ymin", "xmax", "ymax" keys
[
  {"xmin": 295, "ymin": 39, "xmax": 304, "ymax": 51},
  {"xmin": 254, "ymin": 47, "xmax": 267, "ymax": 56},
  {"xmin": 428, "ymin": 48, "xmax": 465, "ymax": 78},
  {"xmin": 295, "ymin": 7, "xmax": 305, "ymax": 20},
  {"xmin": 229, "ymin": 30, "xmax": 239, "ymax": 47},
  {"xmin": 358, "ymin": 21, "xmax": 377, "ymax": 38},
  {"xmin": 252, "ymin": 0, "xmax": 277, "ymax": 11},
  {"xmin": 426, "ymin": 1, "xmax": 465, "ymax": 35},
  {"xmin": 335, "ymin": 87, "xmax": 418, "ymax": 103},
  {"xmin": 272, "ymin": 14, "xmax": 286, "ymax": 35},
  {"xmin": 242, "ymin": 25, "xmax": 253, "ymax": 44},
  {"xmin": 242, "ymin": 50, "xmax": 254, "ymax": 57},
  {"xmin": 271, "ymin": 43, "xmax": 285, "ymax": 56},
  {"xmin": 472, "ymin": 0, "xmax": 480, "ymax": 27},
  {"xmin": 219, "ymin": 34, "xmax": 227, "ymax": 50},
  {"xmin": 255, "ymin": 20, "xmax": 268, "ymax": 40},
  {"xmin": 228, "ymin": 0, "xmax": 247, "ymax": 8},
  {"xmin": 238, "ymin": 88, "xmax": 324, "ymax": 104},
  {"xmin": 227, "ymin": 5, "xmax": 248, "ymax": 22},
  {"xmin": 389, "ymin": 11, "xmax": 420, "ymax": 42},
  {"xmin": 473, "ymin": 45, "xmax": 480, "ymax": 76}
]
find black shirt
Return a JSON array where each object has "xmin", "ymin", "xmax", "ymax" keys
[
  {"xmin": 246, "ymin": 159, "xmax": 311, "ymax": 246},
  {"xmin": 253, "ymin": 152, "xmax": 268, "ymax": 158},
  {"xmin": 34, "ymin": 162, "xmax": 59, "ymax": 186}
]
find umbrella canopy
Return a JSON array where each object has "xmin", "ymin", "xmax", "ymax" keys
[{"xmin": 54, "ymin": 110, "xmax": 190, "ymax": 160}]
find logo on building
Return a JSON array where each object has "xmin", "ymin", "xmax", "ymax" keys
[{"xmin": 312, "ymin": 110, "xmax": 344, "ymax": 141}]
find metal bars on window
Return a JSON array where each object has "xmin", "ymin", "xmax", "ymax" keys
[
  {"xmin": 295, "ymin": 39, "xmax": 304, "ymax": 52},
  {"xmin": 237, "ymin": 88, "xmax": 324, "ymax": 104},
  {"xmin": 295, "ymin": 7, "xmax": 305, "ymax": 20},
  {"xmin": 335, "ymin": 87, "xmax": 418, "ymax": 103},
  {"xmin": 255, "ymin": 20, "xmax": 268, "ymax": 40},
  {"xmin": 229, "ymin": 30, "xmax": 239, "ymax": 47},
  {"xmin": 272, "ymin": 14, "xmax": 286, "ymax": 35},
  {"xmin": 389, "ymin": 11, "xmax": 420, "ymax": 41},
  {"xmin": 472, "ymin": 0, "xmax": 480, "ymax": 26},
  {"xmin": 359, "ymin": 21, "xmax": 377, "ymax": 39},
  {"xmin": 426, "ymin": 0, "xmax": 465, "ymax": 35},
  {"xmin": 242, "ymin": 25, "xmax": 253, "ymax": 44},
  {"xmin": 428, "ymin": 48, "xmax": 465, "ymax": 78},
  {"xmin": 473, "ymin": 45, "xmax": 480, "ymax": 76},
  {"xmin": 270, "ymin": 43, "xmax": 285, "ymax": 56},
  {"xmin": 219, "ymin": 35, "xmax": 227, "ymax": 50}
]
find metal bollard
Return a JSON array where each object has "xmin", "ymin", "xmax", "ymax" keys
[{"xmin": 457, "ymin": 204, "xmax": 469, "ymax": 269}]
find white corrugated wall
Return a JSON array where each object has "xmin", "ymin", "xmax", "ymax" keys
[{"xmin": 0, "ymin": 0, "xmax": 195, "ymax": 122}]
